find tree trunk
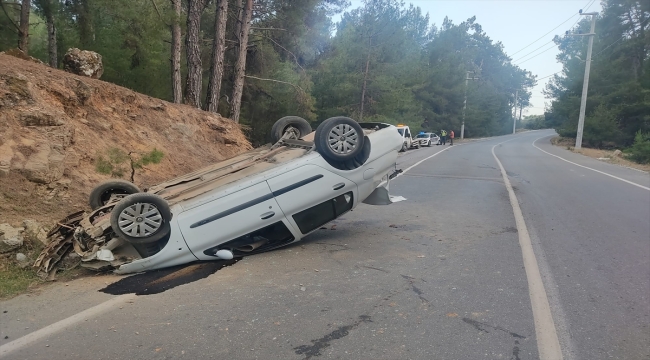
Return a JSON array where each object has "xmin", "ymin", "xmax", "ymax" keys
[
  {"xmin": 234, "ymin": 0, "xmax": 243, "ymax": 42},
  {"xmin": 359, "ymin": 54, "xmax": 370, "ymax": 122},
  {"xmin": 44, "ymin": 3, "xmax": 56, "ymax": 67},
  {"xmin": 18, "ymin": 0, "xmax": 30, "ymax": 54},
  {"xmin": 204, "ymin": 0, "xmax": 228, "ymax": 112},
  {"xmin": 75, "ymin": 0, "xmax": 93, "ymax": 48},
  {"xmin": 183, "ymin": 0, "xmax": 207, "ymax": 108},
  {"xmin": 230, "ymin": 0, "xmax": 252, "ymax": 123},
  {"xmin": 170, "ymin": 0, "xmax": 182, "ymax": 103}
]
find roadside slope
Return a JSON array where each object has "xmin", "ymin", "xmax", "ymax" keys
[{"xmin": 0, "ymin": 53, "xmax": 251, "ymax": 226}]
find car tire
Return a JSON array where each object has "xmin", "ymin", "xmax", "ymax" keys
[
  {"xmin": 271, "ymin": 116, "xmax": 312, "ymax": 143},
  {"xmin": 427, "ymin": 141, "xmax": 432, "ymax": 147},
  {"xmin": 315, "ymin": 117, "xmax": 365, "ymax": 162},
  {"xmin": 89, "ymin": 180, "xmax": 141, "ymax": 210},
  {"xmin": 339, "ymin": 135, "xmax": 371, "ymax": 170},
  {"xmin": 400, "ymin": 142, "xmax": 408, "ymax": 152},
  {"xmin": 110, "ymin": 193, "xmax": 172, "ymax": 245}
]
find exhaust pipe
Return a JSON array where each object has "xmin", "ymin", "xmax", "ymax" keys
[{"xmin": 235, "ymin": 239, "xmax": 268, "ymax": 253}]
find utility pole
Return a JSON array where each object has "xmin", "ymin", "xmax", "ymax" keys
[
  {"xmin": 461, "ymin": 71, "xmax": 479, "ymax": 139},
  {"xmin": 512, "ymin": 89, "xmax": 519, "ymax": 134},
  {"xmin": 568, "ymin": 9, "xmax": 598, "ymax": 149}
]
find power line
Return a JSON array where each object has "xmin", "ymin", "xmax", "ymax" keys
[
  {"xmin": 513, "ymin": 39, "xmax": 555, "ymax": 63},
  {"xmin": 509, "ymin": 13, "xmax": 578, "ymax": 57},
  {"xmin": 537, "ymin": 71, "xmax": 561, "ymax": 82},
  {"xmin": 509, "ymin": 0, "xmax": 594, "ymax": 59},
  {"xmin": 591, "ymin": 17, "xmax": 650, "ymax": 60},
  {"xmin": 516, "ymin": 43, "xmax": 557, "ymax": 65},
  {"xmin": 568, "ymin": 0, "xmax": 596, "ymax": 29}
]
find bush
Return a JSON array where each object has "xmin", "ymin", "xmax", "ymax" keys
[
  {"xmin": 627, "ymin": 131, "xmax": 650, "ymax": 164},
  {"xmin": 582, "ymin": 105, "xmax": 623, "ymax": 148},
  {"xmin": 94, "ymin": 148, "xmax": 164, "ymax": 180}
]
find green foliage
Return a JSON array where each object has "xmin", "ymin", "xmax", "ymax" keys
[
  {"xmin": 523, "ymin": 115, "xmax": 547, "ymax": 130},
  {"xmin": 545, "ymin": 0, "xmax": 649, "ymax": 149},
  {"xmin": 582, "ymin": 105, "xmax": 623, "ymax": 148},
  {"xmin": 94, "ymin": 147, "xmax": 164, "ymax": 178},
  {"xmin": 4, "ymin": 0, "xmax": 538, "ymax": 146},
  {"xmin": 95, "ymin": 147, "xmax": 128, "ymax": 177},
  {"xmin": 627, "ymin": 131, "xmax": 650, "ymax": 164}
]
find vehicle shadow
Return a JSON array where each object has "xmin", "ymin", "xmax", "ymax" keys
[{"xmin": 99, "ymin": 259, "xmax": 239, "ymax": 296}]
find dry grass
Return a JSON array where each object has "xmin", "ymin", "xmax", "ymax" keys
[{"xmin": 551, "ymin": 136, "xmax": 650, "ymax": 172}]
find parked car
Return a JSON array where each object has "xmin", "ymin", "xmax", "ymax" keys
[
  {"xmin": 415, "ymin": 132, "xmax": 441, "ymax": 147},
  {"xmin": 35, "ymin": 117, "xmax": 404, "ymax": 275},
  {"xmin": 396, "ymin": 125, "xmax": 419, "ymax": 151}
]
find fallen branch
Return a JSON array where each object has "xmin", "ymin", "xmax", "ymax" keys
[
  {"xmin": 253, "ymin": 33, "xmax": 304, "ymax": 71},
  {"xmin": 244, "ymin": 75, "xmax": 305, "ymax": 93}
]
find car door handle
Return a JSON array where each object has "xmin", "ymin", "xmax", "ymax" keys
[
  {"xmin": 260, "ymin": 211, "xmax": 275, "ymax": 220},
  {"xmin": 333, "ymin": 183, "xmax": 345, "ymax": 190}
]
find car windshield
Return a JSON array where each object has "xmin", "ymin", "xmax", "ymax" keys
[
  {"xmin": 397, "ymin": 128, "xmax": 404, "ymax": 136},
  {"xmin": 416, "ymin": 134, "xmax": 428, "ymax": 138}
]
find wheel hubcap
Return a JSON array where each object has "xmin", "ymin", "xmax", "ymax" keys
[
  {"xmin": 117, "ymin": 203, "xmax": 162, "ymax": 238},
  {"xmin": 328, "ymin": 124, "xmax": 358, "ymax": 154}
]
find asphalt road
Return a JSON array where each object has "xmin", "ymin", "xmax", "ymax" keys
[{"xmin": 1, "ymin": 130, "xmax": 648, "ymax": 360}]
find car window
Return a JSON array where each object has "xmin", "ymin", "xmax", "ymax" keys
[
  {"xmin": 416, "ymin": 134, "xmax": 428, "ymax": 138},
  {"xmin": 292, "ymin": 192, "xmax": 354, "ymax": 234},
  {"xmin": 203, "ymin": 221, "xmax": 295, "ymax": 257},
  {"xmin": 397, "ymin": 128, "xmax": 404, "ymax": 136},
  {"xmin": 405, "ymin": 129, "xmax": 410, "ymax": 137}
]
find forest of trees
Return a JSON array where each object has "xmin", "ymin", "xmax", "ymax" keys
[
  {"xmin": 2, "ymin": 0, "xmax": 539, "ymax": 146},
  {"xmin": 545, "ymin": 0, "xmax": 649, "ymax": 158}
]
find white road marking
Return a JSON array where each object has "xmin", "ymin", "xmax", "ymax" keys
[
  {"xmin": 533, "ymin": 136, "xmax": 650, "ymax": 191},
  {"xmin": 0, "ymin": 294, "xmax": 136, "ymax": 358},
  {"xmin": 492, "ymin": 141, "xmax": 564, "ymax": 360}
]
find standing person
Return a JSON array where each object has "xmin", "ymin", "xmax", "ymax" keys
[
  {"xmin": 440, "ymin": 129, "xmax": 447, "ymax": 145},
  {"xmin": 449, "ymin": 130, "xmax": 454, "ymax": 145}
]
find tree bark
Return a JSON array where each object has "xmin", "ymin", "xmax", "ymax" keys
[
  {"xmin": 230, "ymin": 0, "xmax": 252, "ymax": 123},
  {"xmin": 204, "ymin": 0, "xmax": 228, "ymax": 112},
  {"xmin": 183, "ymin": 0, "xmax": 207, "ymax": 108},
  {"xmin": 170, "ymin": 0, "xmax": 182, "ymax": 103},
  {"xmin": 359, "ymin": 54, "xmax": 370, "ymax": 122},
  {"xmin": 75, "ymin": 0, "xmax": 93, "ymax": 48},
  {"xmin": 43, "ymin": 1, "xmax": 56, "ymax": 67},
  {"xmin": 18, "ymin": 0, "xmax": 30, "ymax": 54}
]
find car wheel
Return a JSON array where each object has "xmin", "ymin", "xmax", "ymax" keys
[
  {"xmin": 110, "ymin": 193, "xmax": 171, "ymax": 245},
  {"xmin": 427, "ymin": 141, "xmax": 432, "ymax": 147},
  {"xmin": 400, "ymin": 142, "xmax": 408, "ymax": 152},
  {"xmin": 89, "ymin": 180, "xmax": 141, "ymax": 210},
  {"xmin": 315, "ymin": 116, "xmax": 364, "ymax": 162},
  {"xmin": 339, "ymin": 135, "xmax": 371, "ymax": 170},
  {"xmin": 271, "ymin": 116, "xmax": 312, "ymax": 143}
]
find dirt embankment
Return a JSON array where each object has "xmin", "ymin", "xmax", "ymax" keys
[{"xmin": 0, "ymin": 53, "xmax": 251, "ymax": 226}]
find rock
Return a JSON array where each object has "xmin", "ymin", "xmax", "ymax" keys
[
  {"xmin": 62, "ymin": 48, "xmax": 104, "ymax": 79},
  {"xmin": 16, "ymin": 253, "xmax": 27, "ymax": 262},
  {"xmin": 612, "ymin": 149, "xmax": 622, "ymax": 157},
  {"xmin": 19, "ymin": 109, "xmax": 65, "ymax": 127},
  {"xmin": 0, "ymin": 223, "xmax": 24, "ymax": 252},
  {"xmin": 22, "ymin": 219, "xmax": 48, "ymax": 244},
  {"xmin": 22, "ymin": 219, "xmax": 41, "ymax": 234}
]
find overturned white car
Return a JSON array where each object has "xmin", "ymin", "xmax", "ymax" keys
[{"xmin": 35, "ymin": 117, "xmax": 403, "ymax": 275}]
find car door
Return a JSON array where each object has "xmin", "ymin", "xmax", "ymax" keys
[
  {"xmin": 266, "ymin": 164, "xmax": 357, "ymax": 235},
  {"xmin": 176, "ymin": 182, "xmax": 290, "ymax": 260}
]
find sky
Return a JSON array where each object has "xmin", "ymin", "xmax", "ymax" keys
[{"xmin": 333, "ymin": 0, "xmax": 603, "ymax": 116}]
